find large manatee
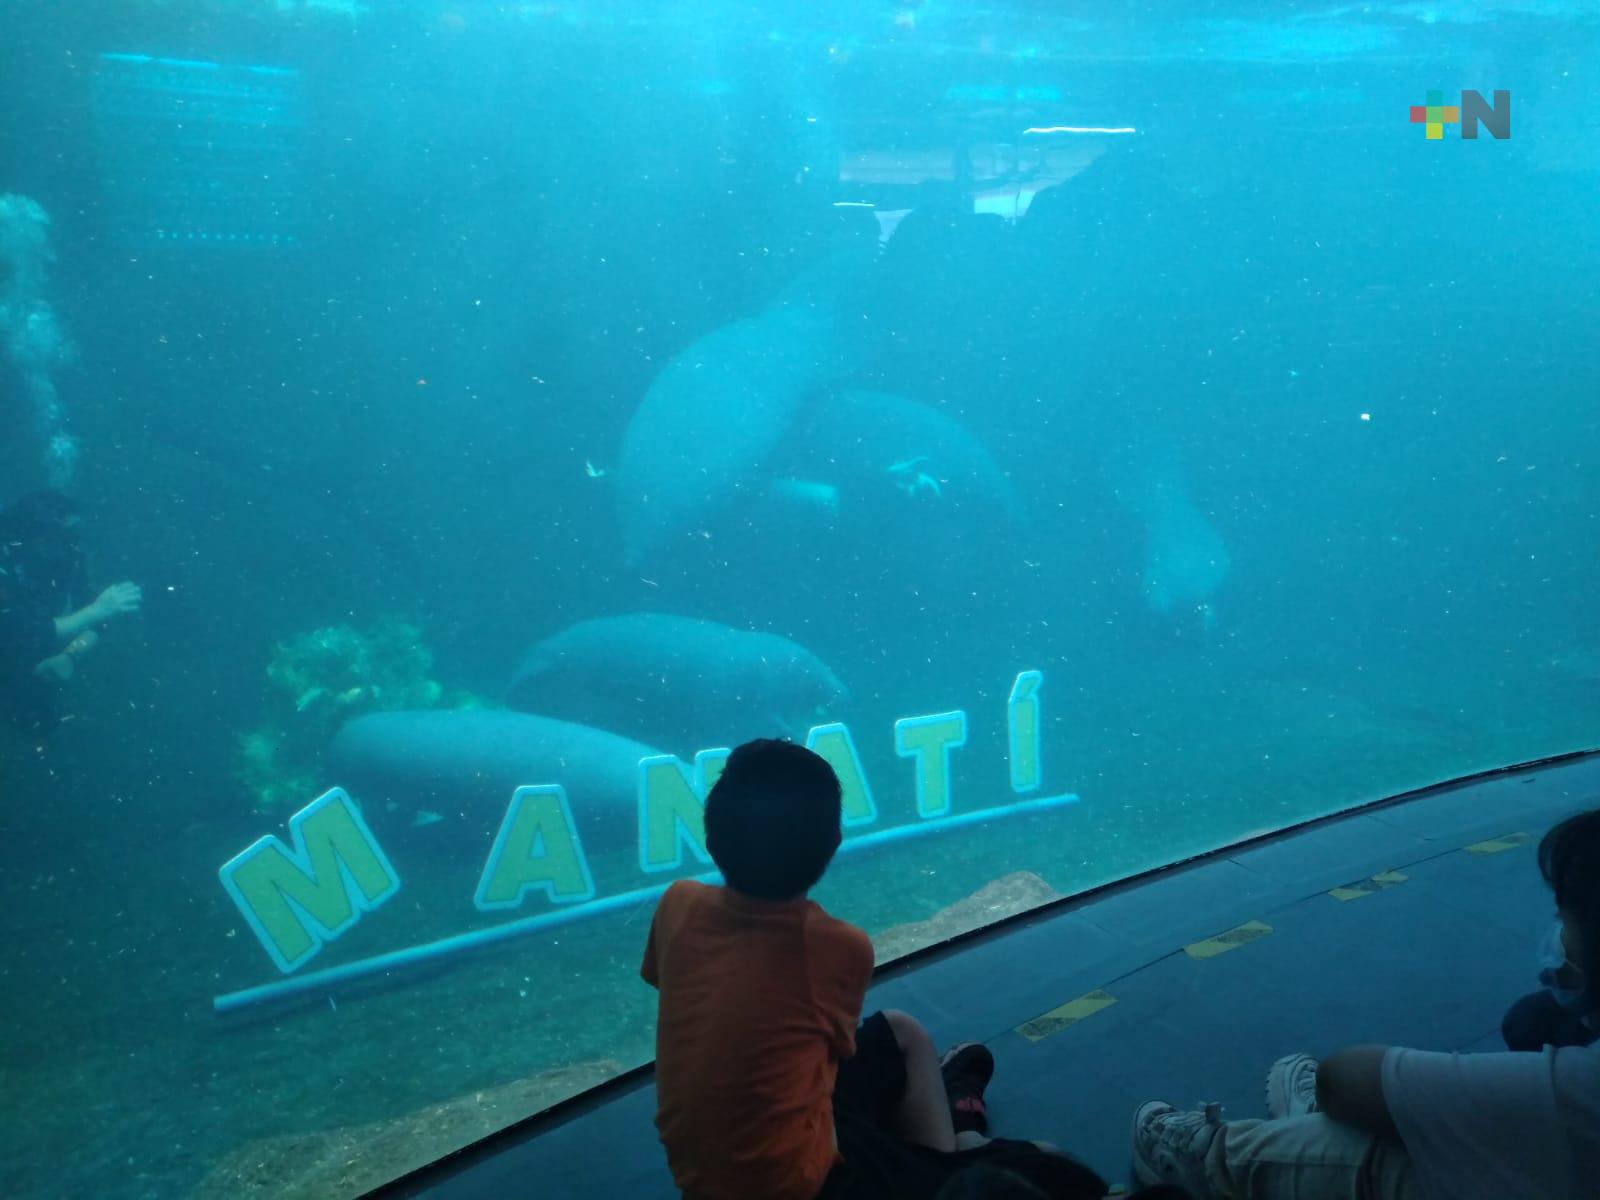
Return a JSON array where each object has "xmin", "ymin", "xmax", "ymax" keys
[
  {"xmin": 613, "ymin": 242, "xmax": 874, "ymax": 566},
  {"xmin": 504, "ymin": 613, "xmax": 848, "ymax": 757},
  {"xmin": 615, "ymin": 308, "xmax": 836, "ymax": 566},
  {"xmin": 327, "ymin": 710, "xmax": 661, "ymax": 856}
]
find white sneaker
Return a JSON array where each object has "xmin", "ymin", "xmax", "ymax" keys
[
  {"xmin": 1131, "ymin": 1100, "xmax": 1223, "ymax": 1194},
  {"xmin": 1265, "ymin": 1054, "xmax": 1320, "ymax": 1120}
]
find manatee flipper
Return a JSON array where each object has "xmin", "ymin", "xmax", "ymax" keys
[{"xmin": 770, "ymin": 478, "xmax": 841, "ymax": 515}]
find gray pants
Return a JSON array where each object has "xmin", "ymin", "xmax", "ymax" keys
[{"xmin": 1206, "ymin": 1114, "xmax": 1421, "ymax": 1200}]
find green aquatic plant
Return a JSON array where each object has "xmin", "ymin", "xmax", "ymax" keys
[
  {"xmin": 265, "ymin": 619, "xmax": 446, "ymax": 736},
  {"xmin": 234, "ymin": 728, "xmax": 324, "ymax": 817},
  {"xmin": 236, "ymin": 619, "xmax": 481, "ymax": 815}
]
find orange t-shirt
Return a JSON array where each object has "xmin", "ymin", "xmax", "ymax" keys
[{"xmin": 642, "ymin": 880, "xmax": 876, "ymax": 1200}]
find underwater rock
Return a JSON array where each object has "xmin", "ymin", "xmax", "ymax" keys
[
  {"xmin": 869, "ymin": 870, "xmax": 1063, "ymax": 965},
  {"xmin": 328, "ymin": 709, "xmax": 663, "ymax": 854},
  {"xmin": 504, "ymin": 612, "xmax": 848, "ymax": 757}
]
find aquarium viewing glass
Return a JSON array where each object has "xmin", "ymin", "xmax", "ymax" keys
[{"xmin": 0, "ymin": 1, "xmax": 1595, "ymax": 1196}]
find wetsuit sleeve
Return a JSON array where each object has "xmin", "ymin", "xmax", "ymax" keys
[{"xmin": 0, "ymin": 594, "xmax": 58, "ymax": 677}]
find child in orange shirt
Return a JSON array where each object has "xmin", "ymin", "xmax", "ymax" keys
[{"xmin": 642, "ymin": 738, "xmax": 1140, "ymax": 1200}]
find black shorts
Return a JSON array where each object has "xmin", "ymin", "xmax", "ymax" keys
[{"xmin": 817, "ymin": 1012, "xmax": 1108, "ymax": 1200}]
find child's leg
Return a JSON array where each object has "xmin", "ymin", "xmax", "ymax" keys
[
  {"xmin": 1211, "ymin": 1115, "xmax": 1421, "ymax": 1200},
  {"xmin": 942, "ymin": 1042, "xmax": 995, "ymax": 1135},
  {"xmin": 952, "ymin": 1132, "xmax": 1061, "ymax": 1154},
  {"xmin": 881, "ymin": 1009, "xmax": 958, "ymax": 1152},
  {"xmin": 1134, "ymin": 1105, "xmax": 1422, "ymax": 1200}
]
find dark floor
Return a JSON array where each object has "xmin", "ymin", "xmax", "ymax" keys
[{"xmin": 385, "ymin": 751, "xmax": 1600, "ymax": 1198}]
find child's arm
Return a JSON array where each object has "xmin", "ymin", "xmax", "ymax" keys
[
  {"xmin": 821, "ymin": 928, "xmax": 876, "ymax": 1059},
  {"xmin": 640, "ymin": 904, "xmax": 662, "ymax": 989},
  {"xmin": 1317, "ymin": 1045, "xmax": 1400, "ymax": 1140}
]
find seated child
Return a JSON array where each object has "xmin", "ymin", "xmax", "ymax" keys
[
  {"xmin": 641, "ymin": 738, "xmax": 1134, "ymax": 1200},
  {"xmin": 1128, "ymin": 808, "xmax": 1600, "ymax": 1199}
]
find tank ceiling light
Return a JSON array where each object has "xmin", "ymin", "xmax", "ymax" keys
[{"xmin": 1023, "ymin": 126, "xmax": 1138, "ymax": 135}]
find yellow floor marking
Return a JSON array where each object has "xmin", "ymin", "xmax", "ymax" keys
[
  {"xmin": 1329, "ymin": 869, "xmax": 1410, "ymax": 901},
  {"xmin": 1015, "ymin": 989, "xmax": 1118, "ymax": 1042},
  {"xmin": 1464, "ymin": 832, "xmax": 1531, "ymax": 856},
  {"xmin": 1184, "ymin": 920, "xmax": 1273, "ymax": 959}
]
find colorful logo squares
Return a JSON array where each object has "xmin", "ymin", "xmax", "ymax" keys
[{"xmin": 1410, "ymin": 89, "xmax": 1460, "ymax": 139}]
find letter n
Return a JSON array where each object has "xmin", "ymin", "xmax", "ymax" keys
[
  {"xmin": 638, "ymin": 754, "xmax": 717, "ymax": 873},
  {"xmin": 1461, "ymin": 89, "xmax": 1510, "ymax": 140}
]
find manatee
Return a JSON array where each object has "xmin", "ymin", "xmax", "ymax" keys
[
  {"xmin": 772, "ymin": 390, "xmax": 1024, "ymax": 526},
  {"xmin": 1137, "ymin": 499, "xmax": 1231, "ymax": 630},
  {"xmin": 1115, "ymin": 436, "xmax": 1230, "ymax": 631},
  {"xmin": 504, "ymin": 612, "xmax": 848, "ymax": 757},
  {"xmin": 327, "ymin": 710, "xmax": 662, "ymax": 856},
  {"xmin": 613, "ymin": 241, "xmax": 875, "ymax": 566}
]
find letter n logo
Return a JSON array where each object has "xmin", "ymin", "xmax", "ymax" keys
[{"xmin": 1461, "ymin": 90, "xmax": 1510, "ymax": 140}]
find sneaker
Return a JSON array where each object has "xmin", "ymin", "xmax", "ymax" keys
[
  {"xmin": 1265, "ymin": 1054, "xmax": 1320, "ymax": 1120},
  {"xmin": 1131, "ymin": 1100, "xmax": 1222, "ymax": 1194},
  {"xmin": 940, "ymin": 1042, "xmax": 995, "ymax": 1135}
]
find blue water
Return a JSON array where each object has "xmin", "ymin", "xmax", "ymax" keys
[{"xmin": 1, "ymin": 2, "xmax": 1597, "ymax": 1196}]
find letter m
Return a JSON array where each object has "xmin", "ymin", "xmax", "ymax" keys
[
  {"xmin": 1461, "ymin": 90, "xmax": 1510, "ymax": 140},
  {"xmin": 218, "ymin": 788, "xmax": 400, "ymax": 974}
]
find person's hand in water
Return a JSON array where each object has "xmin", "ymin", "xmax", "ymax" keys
[
  {"xmin": 53, "ymin": 582, "xmax": 142, "ymax": 643},
  {"xmin": 92, "ymin": 582, "xmax": 141, "ymax": 620}
]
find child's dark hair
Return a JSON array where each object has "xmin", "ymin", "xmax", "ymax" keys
[
  {"xmin": 1539, "ymin": 809, "xmax": 1600, "ymax": 997},
  {"xmin": 703, "ymin": 738, "xmax": 842, "ymax": 900}
]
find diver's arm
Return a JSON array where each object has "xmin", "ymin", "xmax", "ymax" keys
[
  {"xmin": 53, "ymin": 605, "xmax": 100, "ymax": 641},
  {"xmin": 52, "ymin": 582, "xmax": 142, "ymax": 641}
]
